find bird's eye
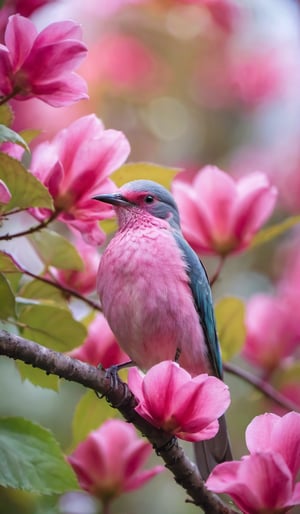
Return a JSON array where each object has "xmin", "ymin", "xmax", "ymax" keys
[{"xmin": 144, "ymin": 195, "xmax": 154, "ymax": 204}]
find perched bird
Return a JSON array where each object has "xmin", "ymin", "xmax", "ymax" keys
[{"xmin": 94, "ymin": 179, "xmax": 232, "ymax": 480}]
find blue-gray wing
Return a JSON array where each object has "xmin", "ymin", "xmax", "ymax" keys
[{"xmin": 173, "ymin": 230, "xmax": 223, "ymax": 379}]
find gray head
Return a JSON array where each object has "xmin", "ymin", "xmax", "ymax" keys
[{"xmin": 93, "ymin": 179, "xmax": 181, "ymax": 229}]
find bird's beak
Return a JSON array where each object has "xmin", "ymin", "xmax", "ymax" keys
[{"xmin": 92, "ymin": 193, "xmax": 132, "ymax": 207}]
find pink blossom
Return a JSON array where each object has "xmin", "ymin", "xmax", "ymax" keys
[
  {"xmin": 128, "ymin": 361, "xmax": 230, "ymax": 442},
  {"xmin": 242, "ymin": 293, "xmax": 299, "ymax": 373},
  {"xmin": 0, "ymin": 14, "xmax": 88, "ymax": 107},
  {"xmin": 51, "ymin": 238, "xmax": 99, "ymax": 295},
  {"xmin": 0, "ymin": 179, "xmax": 11, "ymax": 204},
  {"xmin": 206, "ymin": 412, "xmax": 300, "ymax": 514},
  {"xmin": 30, "ymin": 114, "xmax": 130, "ymax": 244},
  {"xmin": 67, "ymin": 419, "xmax": 164, "ymax": 503},
  {"xmin": 172, "ymin": 166, "xmax": 277, "ymax": 256},
  {"xmin": 69, "ymin": 313, "xmax": 128, "ymax": 368}
]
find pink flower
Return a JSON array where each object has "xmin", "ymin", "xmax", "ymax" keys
[
  {"xmin": 172, "ymin": 166, "xmax": 277, "ymax": 256},
  {"xmin": 69, "ymin": 313, "xmax": 128, "ymax": 368},
  {"xmin": 30, "ymin": 114, "xmax": 130, "ymax": 244},
  {"xmin": 128, "ymin": 361, "xmax": 230, "ymax": 442},
  {"xmin": 0, "ymin": 179, "xmax": 11, "ymax": 204},
  {"xmin": 242, "ymin": 293, "xmax": 299, "ymax": 373},
  {"xmin": 206, "ymin": 412, "xmax": 300, "ymax": 514},
  {"xmin": 0, "ymin": 14, "xmax": 88, "ymax": 106},
  {"xmin": 67, "ymin": 419, "xmax": 164, "ymax": 503},
  {"xmin": 51, "ymin": 238, "xmax": 99, "ymax": 295}
]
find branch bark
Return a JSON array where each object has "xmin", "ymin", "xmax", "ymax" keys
[{"xmin": 0, "ymin": 329, "xmax": 237, "ymax": 514}]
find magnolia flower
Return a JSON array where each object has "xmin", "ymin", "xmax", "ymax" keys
[
  {"xmin": 242, "ymin": 293, "xmax": 299, "ymax": 373},
  {"xmin": 30, "ymin": 114, "xmax": 130, "ymax": 244},
  {"xmin": 173, "ymin": 166, "xmax": 277, "ymax": 256},
  {"xmin": 68, "ymin": 419, "xmax": 164, "ymax": 503},
  {"xmin": 128, "ymin": 361, "xmax": 230, "ymax": 442},
  {"xmin": 0, "ymin": 14, "xmax": 88, "ymax": 106},
  {"xmin": 206, "ymin": 412, "xmax": 300, "ymax": 514},
  {"xmin": 69, "ymin": 313, "xmax": 128, "ymax": 368}
]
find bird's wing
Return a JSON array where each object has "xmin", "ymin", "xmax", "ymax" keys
[{"xmin": 173, "ymin": 231, "xmax": 223, "ymax": 379}]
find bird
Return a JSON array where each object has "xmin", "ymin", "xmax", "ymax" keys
[{"xmin": 93, "ymin": 179, "xmax": 232, "ymax": 480}]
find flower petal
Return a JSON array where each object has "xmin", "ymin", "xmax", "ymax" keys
[{"xmin": 5, "ymin": 14, "xmax": 36, "ymax": 70}]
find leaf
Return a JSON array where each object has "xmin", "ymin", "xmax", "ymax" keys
[
  {"xmin": 19, "ymin": 279, "xmax": 68, "ymax": 307},
  {"xmin": 0, "ymin": 153, "xmax": 53, "ymax": 212},
  {"xmin": 251, "ymin": 215, "xmax": 300, "ymax": 248},
  {"xmin": 19, "ymin": 304, "xmax": 87, "ymax": 352},
  {"xmin": 111, "ymin": 162, "xmax": 180, "ymax": 189},
  {"xmin": 28, "ymin": 230, "xmax": 84, "ymax": 270},
  {"xmin": 16, "ymin": 361, "xmax": 59, "ymax": 391},
  {"xmin": 215, "ymin": 297, "xmax": 246, "ymax": 362},
  {"xmin": 0, "ymin": 125, "xmax": 29, "ymax": 152},
  {"xmin": 99, "ymin": 217, "xmax": 118, "ymax": 235},
  {"xmin": 0, "ymin": 273, "xmax": 16, "ymax": 319},
  {"xmin": 0, "ymin": 104, "xmax": 13, "ymax": 127},
  {"xmin": 71, "ymin": 390, "xmax": 118, "ymax": 449},
  {"xmin": 0, "ymin": 251, "xmax": 22, "ymax": 273},
  {"xmin": 0, "ymin": 417, "xmax": 78, "ymax": 494},
  {"xmin": 19, "ymin": 129, "xmax": 41, "ymax": 145}
]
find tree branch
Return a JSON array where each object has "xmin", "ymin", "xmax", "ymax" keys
[
  {"xmin": 224, "ymin": 361, "xmax": 300, "ymax": 413},
  {"xmin": 0, "ymin": 329, "xmax": 237, "ymax": 514}
]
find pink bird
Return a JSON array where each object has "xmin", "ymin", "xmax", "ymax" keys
[{"xmin": 94, "ymin": 179, "xmax": 232, "ymax": 480}]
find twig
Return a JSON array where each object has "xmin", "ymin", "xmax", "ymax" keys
[
  {"xmin": 209, "ymin": 258, "xmax": 225, "ymax": 287},
  {"xmin": 20, "ymin": 268, "xmax": 101, "ymax": 311},
  {"xmin": 0, "ymin": 211, "xmax": 59, "ymax": 241},
  {"xmin": 224, "ymin": 361, "xmax": 300, "ymax": 413},
  {"xmin": 0, "ymin": 329, "xmax": 238, "ymax": 514}
]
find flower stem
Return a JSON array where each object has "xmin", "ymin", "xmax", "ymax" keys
[
  {"xmin": 210, "ymin": 257, "xmax": 225, "ymax": 287},
  {"xmin": 21, "ymin": 267, "xmax": 101, "ymax": 311}
]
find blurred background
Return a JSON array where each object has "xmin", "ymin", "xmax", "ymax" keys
[{"xmin": 1, "ymin": 0, "xmax": 300, "ymax": 512}]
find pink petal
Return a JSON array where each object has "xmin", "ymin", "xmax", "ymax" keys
[
  {"xmin": 28, "ymin": 73, "xmax": 88, "ymax": 106},
  {"xmin": 128, "ymin": 367, "xmax": 144, "ymax": 401},
  {"xmin": 172, "ymin": 181, "xmax": 213, "ymax": 252},
  {"xmin": 178, "ymin": 419, "xmax": 220, "ymax": 442},
  {"xmin": 0, "ymin": 179, "xmax": 11, "ymax": 204},
  {"xmin": 207, "ymin": 453, "xmax": 293, "ymax": 514},
  {"xmin": 142, "ymin": 362, "xmax": 192, "ymax": 421},
  {"xmin": 5, "ymin": 15, "xmax": 36, "ymax": 70},
  {"xmin": 25, "ymin": 41, "xmax": 87, "ymax": 81},
  {"xmin": 290, "ymin": 482, "xmax": 300, "ymax": 505},
  {"xmin": 194, "ymin": 166, "xmax": 237, "ymax": 242},
  {"xmin": 246, "ymin": 411, "xmax": 300, "ymax": 478},
  {"xmin": 34, "ymin": 20, "xmax": 83, "ymax": 47},
  {"xmin": 61, "ymin": 218, "xmax": 106, "ymax": 246},
  {"xmin": 0, "ymin": 45, "xmax": 12, "ymax": 94},
  {"xmin": 233, "ymin": 172, "xmax": 277, "ymax": 240},
  {"xmin": 124, "ymin": 466, "xmax": 164, "ymax": 492}
]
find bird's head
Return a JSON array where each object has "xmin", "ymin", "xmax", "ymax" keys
[{"xmin": 93, "ymin": 179, "xmax": 181, "ymax": 229}]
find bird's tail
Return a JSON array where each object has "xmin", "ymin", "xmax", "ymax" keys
[{"xmin": 194, "ymin": 414, "xmax": 232, "ymax": 481}]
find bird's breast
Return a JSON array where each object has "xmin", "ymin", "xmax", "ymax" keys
[{"xmin": 97, "ymin": 224, "xmax": 209, "ymax": 375}]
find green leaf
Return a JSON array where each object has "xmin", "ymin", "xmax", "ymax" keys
[
  {"xmin": 99, "ymin": 217, "xmax": 118, "ymax": 235},
  {"xmin": 0, "ymin": 104, "xmax": 13, "ymax": 127},
  {"xmin": 0, "ymin": 273, "xmax": 16, "ymax": 319},
  {"xmin": 251, "ymin": 215, "xmax": 300, "ymax": 248},
  {"xmin": 28, "ymin": 230, "xmax": 84, "ymax": 270},
  {"xmin": 0, "ymin": 153, "xmax": 53, "ymax": 212},
  {"xmin": 16, "ymin": 361, "xmax": 59, "ymax": 391},
  {"xmin": 215, "ymin": 297, "xmax": 246, "ymax": 362},
  {"xmin": 71, "ymin": 390, "xmax": 118, "ymax": 449},
  {"xmin": 0, "ymin": 125, "xmax": 29, "ymax": 152},
  {"xmin": 111, "ymin": 162, "xmax": 179, "ymax": 189},
  {"xmin": 0, "ymin": 417, "xmax": 78, "ymax": 494},
  {"xmin": 19, "ymin": 279, "xmax": 68, "ymax": 307},
  {"xmin": 19, "ymin": 129, "xmax": 41, "ymax": 145},
  {"xmin": 19, "ymin": 304, "xmax": 87, "ymax": 352},
  {"xmin": 0, "ymin": 251, "xmax": 22, "ymax": 273}
]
